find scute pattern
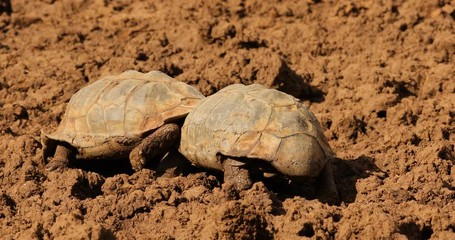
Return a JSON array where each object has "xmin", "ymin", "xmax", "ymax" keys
[
  {"xmin": 180, "ymin": 84, "xmax": 333, "ymax": 177},
  {"xmin": 45, "ymin": 70, "xmax": 204, "ymax": 149}
]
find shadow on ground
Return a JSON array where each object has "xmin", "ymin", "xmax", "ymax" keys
[
  {"xmin": 332, "ymin": 155, "xmax": 385, "ymax": 204},
  {"xmin": 69, "ymin": 152, "xmax": 382, "ymax": 206}
]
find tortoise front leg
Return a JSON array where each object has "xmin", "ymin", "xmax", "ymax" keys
[
  {"xmin": 129, "ymin": 123, "xmax": 181, "ymax": 171},
  {"xmin": 222, "ymin": 158, "xmax": 253, "ymax": 197},
  {"xmin": 46, "ymin": 145, "xmax": 73, "ymax": 171}
]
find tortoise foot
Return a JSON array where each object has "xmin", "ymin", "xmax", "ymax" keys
[
  {"xmin": 46, "ymin": 158, "xmax": 69, "ymax": 171},
  {"xmin": 130, "ymin": 123, "xmax": 181, "ymax": 171},
  {"xmin": 156, "ymin": 151, "xmax": 192, "ymax": 178},
  {"xmin": 45, "ymin": 145, "xmax": 71, "ymax": 171},
  {"xmin": 222, "ymin": 158, "xmax": 252, "ymax": 199}
]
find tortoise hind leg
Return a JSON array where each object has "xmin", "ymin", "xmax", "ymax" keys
[
  {"xmin": 46, "ymin": 145, "xmax": 73, "ymax": 171},
  {"xmin": 316, "ymin": 162, "xmax": 339, "ymax": 205},
  {"xmin": 129, "ymin": 123, "xmax": 181, "ymax": 171}
]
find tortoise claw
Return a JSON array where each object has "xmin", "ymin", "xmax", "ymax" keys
[
  {"xmin": 45, "ymin": 158, "xmax": 69, "ymax": 171},
  {"xmin": 45, "ymin": 145, "xmax": 71, "ymax": 171}
]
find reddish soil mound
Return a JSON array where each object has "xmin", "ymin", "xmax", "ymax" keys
[{"xmin": 1, "ymin": 0, "xmax": 454, "ymax": 239}]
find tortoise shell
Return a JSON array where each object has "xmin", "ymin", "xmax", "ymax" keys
[
  {"xmin": 179, "ymin": 84, "xmax": 333, "ymax": 177},
  {"xmin": 42, "ymin": 70, "xmax": 204, "ymax": 161}
]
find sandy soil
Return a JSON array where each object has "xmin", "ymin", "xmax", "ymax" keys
[{"xmin": 1, "ymin": 0, "xmax": 454, "ymax": 239}]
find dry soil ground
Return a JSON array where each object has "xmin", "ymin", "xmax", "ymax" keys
[{"xmin": 0, "ymin": 0, "xmax": 454, "ymax": 239}]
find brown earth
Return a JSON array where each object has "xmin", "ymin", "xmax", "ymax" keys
[{"xmin": 1, "ymin": 0, "xmax": 454, "ymax": 239}]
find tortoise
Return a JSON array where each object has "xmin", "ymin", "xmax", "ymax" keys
[
  {"xmin": 179, "ymin": 83, "xmax": 338, "ymax": 202},
  {"xmin": 41, "ymin": 70, "xmax": 205, "ymax": 171}
]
